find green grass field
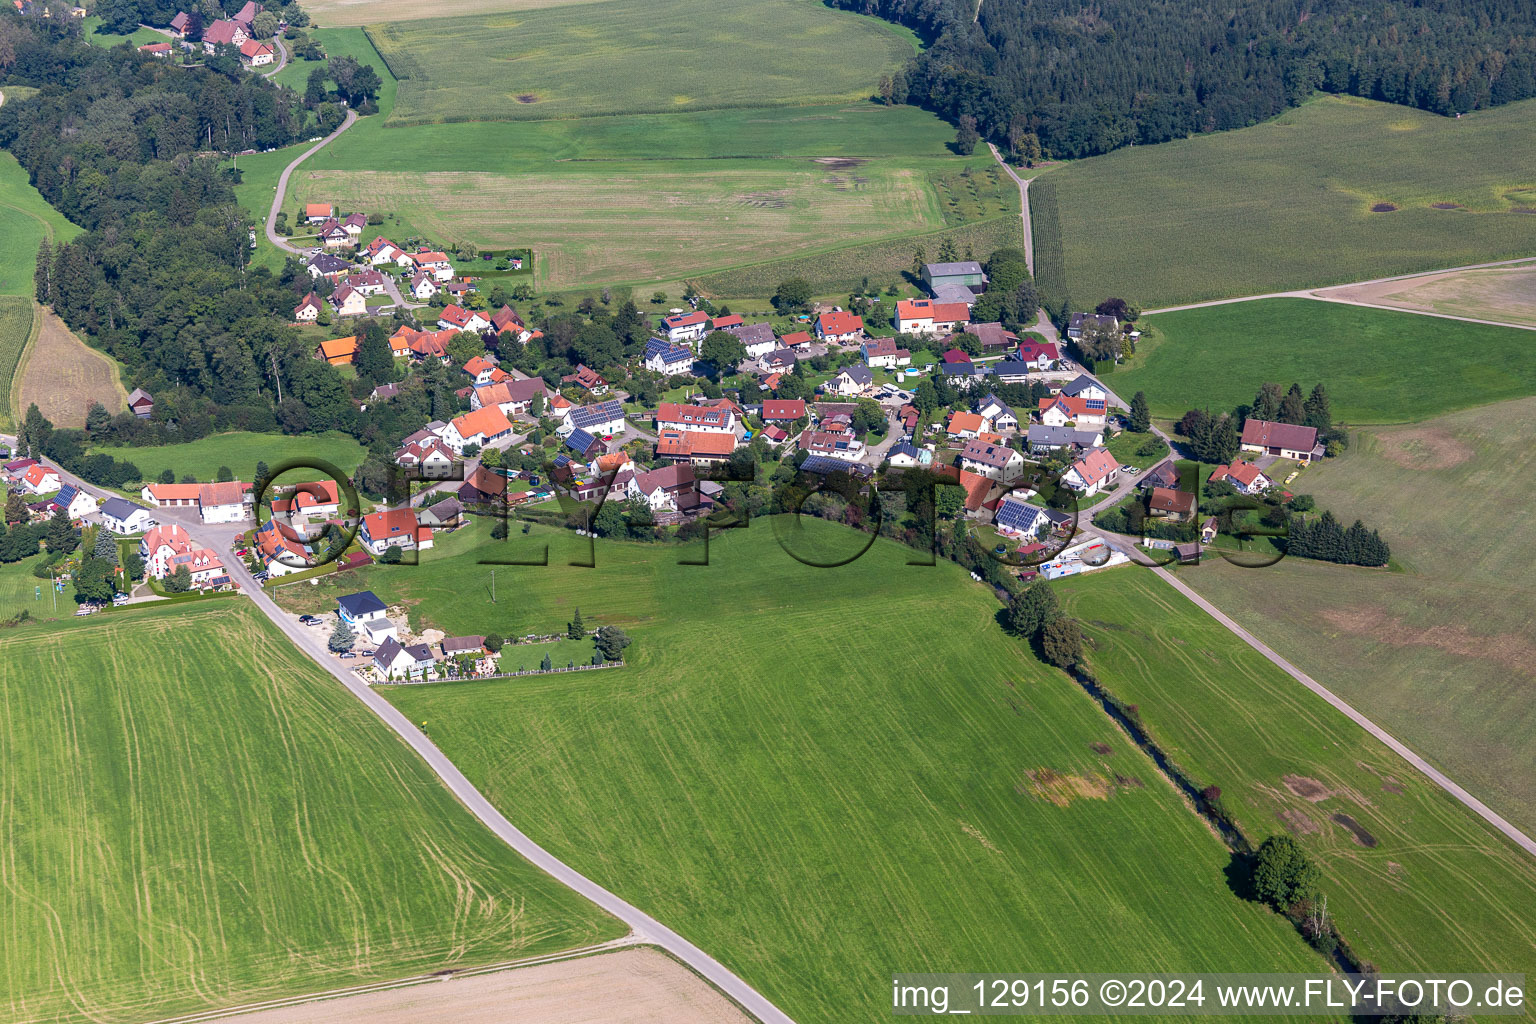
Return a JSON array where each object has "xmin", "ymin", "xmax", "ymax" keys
[
  {"xmin": 0, "ymin": 551, "xmax": 56, "ymax": 623},
  {"xmin": 0, "ymin": 602, "xmax": 619, "ymax": 1023},
  {"xmin": 0, "ymin": 295, "xmax": 36, "ymax": 430},
  {"xmin": 1056, "ymin": 568, "xmax": 1536, "ymax": 984},
  {"xmin": 0, "ymin": 152, "xmax": 81, "ymax": 297},
  {"xmin": 369, "ymin": 0, "xmax": 913, "ymax": 126},
  {"xmin": 272, "ymin": 519, "xmax": 1328, "ymax": 1022},
  {"xmin": 94, "ymin": 431, "xmax": 367, "ymax": 487},
  {"xmin": 1179, "ymin": 394, "xmax": 1536, "ymax": 842},
  {"xmin": 81, "ymin": 15, "xmax": 169, "ymax": 48},
  {"xmin": 1047, "ymin": 95, "xmax": 1536, "ymax": 309},
  {"xmin": 1119, "ymin": 298, "xmax": 1536, "ymax": 423}
]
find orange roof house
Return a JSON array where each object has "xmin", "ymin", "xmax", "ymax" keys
[
  {"xmin": 315, "ymin": 336, "xmax": 358, "ymax": 365},
  {"xmin": 947, "ymin": 411, "xmax": 984, "ymax": 436},
  {"xmin": 304, "ymin": 203, "xmax": 334, "ymax": 221}
]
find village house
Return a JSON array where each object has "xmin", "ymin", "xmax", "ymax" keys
[
  {"xmin": 366, "ymin": 237, "xmax": 404, "ymax": 265},
  {"xmin": 725, "ymin": 322, "xmax": 779, "ymax": 360},
  {"xmin": 490, "ymin": 305, "xmax": 532, "ymax": 343},
  {"xmin": 315, "ymin": 217, "xmax": 351, "ymax": 249},
  {"xmin": 644, "ymin": 337, "xmax": 695, "ymax": 375},
  {"xmin": 780, "ymin": 331, "xmax": 815, "ymax": 352},
  {"xmin": 360, "ymin": 507, "xmax": 432, "ymax": 557},
  {"xmin": 921, "ymin": 261, "xmax": 988, "ymax": 302},
  {"xmin": 461, "ymin": 355, "xmax": 500, "ymax": 386},
  {"xmin": 895, "ymin": 298, "xmax": 970, "ymax": 336},
  {"xmin": 993, "ymin": 494, "xmax": 1051, "ymax": 540},
  {"xmin": 51, "ymin": 484, "xmax": 99, "ymax": 519},
  {"xmin": 1201, "ymin": 518, "xmax": 1219, "ymax": 544},
  {"xmin": 99, "ymin": 496, "xmax": 156, "ymax": 534},
  {"xmin": 825, "ymin": 364, "xmax": 874, "ymax": 397},
  {"xmin": 1240, "ymin": 419, "xmax": 1323, "ymax": 463},
  {"xmin": 969, "ymin": 321, "xmax": 1018, "ymax": 352},
  {"xmin": 1067, "ymin": 312, "xmax": 1120, "ymax": 341},
  {"xmin": 628, "ymin": 463, "xmax": 700, "ymax": 513},
  {"xmin": 418, "ymin": 496, "xmax": 463, "ymax": 529},
  {"xmin": 198, "ymin": 481, "xmax": 252, "ymax": 523},
  {"xmin": 759, "ymin": 348, "xmax": 797, "ymax": 374},
  {"xmin": 989, "ymin": 360, "xmax": 1033, "ymax": 385},
  {"xmin": 709, "ymin": 314, "xmax": 744, "ymax": 331},
  {"xmin": 20, "ymin": 463, "xmax": 60, "ymax": 494},
  {"xmin": 800, "ymin": 422, "xmax": 864, "ymax": 461},
  {"xmin": 342, "ymin": 212, "xmax": 367, "ymax": 242},
  {"xmin": 409, "ymin": 271, "xmax": 440, "ymax": 301},
  {"xmin": 947, "ymin": 410, "xmax": 984, "ymax": 440},
  {"xmin": 253, "ymin": 518, "xmax": 313, "ymax": 578},
  {"xmin": 315, "ymin": 335, "xmax": 359, "ymax": 366},
  {"xmin": 201, "ymin": 18, "xmax": 249, "ymax": 52},
  {"xmin": 457, "ymin": 465, "xmax": 508, "ymax": 505},
  {"xmin": 392, "ymin": 437, "xmax": 457, "ymax": 478},
  {"xmin": 1209, "ymin": 460, "xmax": 1273, "ymax": 495},
  {"xmin": 238, "ymin": 38, "xmax": 274, "ymax": 65},
  {"xmin": 330, "ymin": 283, "xmax": 368, "ymax": 317},
  {"xmin": 471, "ymin": 376, "xmax": 547, "ymax": 418},
  {"xmin": 655, "ymin": 429, "xmax": 737, "ymax": 466},
  {"xmin": 561, "ymin": 364, "xmax": 608, "ymax": 395},
  {"xmin": 662, "ymin": 310, "xmax": 710, "ymax": 346},
  {"xmin": 440, "ymin": 634, "xmax": 486, "ymax": 660},
  {"xmin": 126, "ymin": 388, "xmax": 154, "ymax": 419},
  {"xmin": 141, "ymin": 524, "xmax": 226, "ymax": 587},
  {"xmin": 337, "ymin": 590, "xmax": 396, "ymax": 643},
  {"xmin": 438, "ymin": 304, "xmax": 492, "ymax": 333},
  {"xmin": 293, "ymin": 292, "xmax": 323, "ymax": 322},
  {"xmin": 346, "ymin": 268, "xmax": 387, "ymax": 296},
  {"xmin": 306, "ymin": 252, "xmax": 350, "ymax": 279},
  {"xmin": 139, "ymin": 481, "xmax": 200, "ymax": 508},
  {"xmin": 1026, "ymin": 423, "xmax": 1103, "ymax": 454},
  {"xmin": 977, "ymin": 394, "xmax": 1018, "ymax": 431},
  {"xmin": 1038, "ymin": 394, "xmax": 1108, "ymax": 428},
  {"xmin": 1058, "ymin": 374, "xmax": 1109, "ymax": 403},
  {"xmin": 886, "ymin": 440, "xmax": 931, "ymax": 469},
  {"xmin": 655, "ymin": 401, "xmax": 737, "ymax": 436},
  {"xmin": 373, "ymin": 639, "xmax": 435, "ymax": 680},
  {"xmin": 861, "ymin": 337, "xmax": 911, "ymax": 369},
  {"xmin": 1017, "ymin": 338, "xmax": 1061, "ymax": 370},
  {"xmin": 761, "ymin": 398, "xmax": 806, "ymax": 423},
  {"xmin": 169, "ymin": 11, "xmax": 190, "ymax": 35},
  {"xmin": 138, "ymin": 40, "xmax": 172, "ymax": 56},
  {"xmin": 1148, "ymin": 486, "xmax": 1198, "ymax": 521},
  {"xmin": 269, "ymin": 480, "xmax": 341, "ymax": 521},
  {"xmin": 943, "ymin": 361, "xmax": 992, "ymax": 390},
  {"xmin": 562, "ymin": 399, "xmax": 626, "ymax": 439},
  {"xmin": 1140, "ymin": 460, "xmax": 1180, "ymax": 491},
  {"xmin": 814, "ymin": 311, "xmax": 864, "ymax": 344},
  {"xmin": 303, "ymin": 203, "xmax": 334, "ymax": 224},
  {"xmin": 443, "ymin": 406, "xmax": 514, "ymax": 453},
  {"xmin": 411, "ymin": 251, "xmax": 455, "ymax": 281},
  {"xmin": 961, "ymin": 438, "xmax": 1026, "ymax": 484},
  {"xmin": 1062, "ymin": 447, "xmax": 1120, "ymax": 496}
]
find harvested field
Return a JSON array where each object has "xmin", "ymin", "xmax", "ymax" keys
[
  {"xmin": 217, "ymin": 948, "xmax": 749, "ymax": 1024},
  {"xmin": 303, "ymin": 0, "xmax": 612, "ymax": 27},
  {"xmin": 1318, "ymin": 264, "xmax": 1536, "ymax": 327},
  {"xmin": 15, "ymin": 305, "xmax": 125, "ymax": 427}
]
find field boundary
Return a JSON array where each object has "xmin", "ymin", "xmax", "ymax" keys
[{"xmin": 3, "ymin": 297, "xmax": 39, "ymax": 430}]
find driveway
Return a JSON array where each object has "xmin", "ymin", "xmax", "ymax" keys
[
  {"xmin": 987, "ymin": 143, "xmax": 1035, "ymax": 276},
  {"xmin": 265, "ymin": 109, "xmax": 358, "ymax": 256},
  {"xmin": 262, "ymin": 35, "xmax": 288, "ymax": 78}
]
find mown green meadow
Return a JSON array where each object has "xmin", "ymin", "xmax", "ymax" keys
[
  {"xmin": 0, "ymin": 602, "xmax": 619, "ymax": 1024},
  {"xmin": 1183, "ymin": 394, "xmax": 1536, "ymax": 841},
  {"xmin": 0, "ymin": 295, "xmax": 36, "ymax": 430},
  {"xmin": 0, "ymin": 152, "xmax": 81, "ymax": 297},
  {"xmin": 1057, "ymin": 568, "xmax": 1536, "ymax": 986},
  {"xmin": 369, "ymin": 0, "xmax": 914, "ymax": 126},
  {"xmin": 285, "ymin": 520, "xmax": 1331, "ymax": 1022},
  {"xmin": 1047, "ymin": 95, "xmax": 1536, "ymax": 308},
  {"xmin": 1119, "ymin": 298, "xmax": 1536, "ymax": 423},
  {"xmin": 89, "ymin": 430, "xmax": 367, "ymax": 487}
]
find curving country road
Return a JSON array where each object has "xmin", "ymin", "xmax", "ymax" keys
[
  {"xmin": 264, "ymin": 108, "xmax": 358, "ymax": 255},
  {"xmin": 261, "ymin": 35, "xmax": 288, "ymax": 79}
]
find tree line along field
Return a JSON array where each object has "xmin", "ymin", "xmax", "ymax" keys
[
  {"xmin": 282, "ymin": 519, "xmax": 1327, "ymax": 1023},
  {"xmin": 87, "ymin": 430, "xmax": 368, "ymax": 488},
  {"xmin": 367, "ymin": 0, "xmax": 915, "ymax": 126},
  {"xmin": 1182, "ymin": 394, "xmax": 1536, "ymax": 843},
  {"xmin": 1055, "ymin": 569, "xmax": 1536, "ymax": 986},
  {"xmin": 0, "ymin": 603, "xmax": 621, "ymax": 1024},
  {"xmin": 1116, "ymin": 298, "xmax": 1536, "ymax": 424},
  {"xmin": 1043, "ymin": 95, "xmax": 1536, "ymax": 309}
]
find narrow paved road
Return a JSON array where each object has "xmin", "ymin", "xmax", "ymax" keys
[
  {"xmin": 986, "ymin": 143, "xmax": 1033, "ymax": 275},
  {"xmin": 262, "ymin": 35, "xmax": 288, "ymax": 79},
  {"xmin": 264, "ymin": 109, "xmax": 358, "ymax": 255}
]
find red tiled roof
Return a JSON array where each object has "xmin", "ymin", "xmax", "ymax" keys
[
  {"xmin": 761, "ymin": 399, "xmax": 806, "ymax": 420},
  {"xmin": 816, "ymin": 311, "xmax": 863, "ymax": 335},
  {"xmin": 1240, "ymin": 419, "xmax": 1318, "ymax": 452}
]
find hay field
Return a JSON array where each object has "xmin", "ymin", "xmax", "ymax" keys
[
  {"xmin": 1182, "ymin": 394, "xmax": 1536, "ymax": 837},
  {"xmin": 15, "ymin": 305, "xmax": 126, "ymax": 428},
  {"xmin": 1321, "ymin": 265, "xmax": 1536, "ymax": 327},
  {"xmin": 368, "ymin": 0, "xmax": 914, "ymax": 125},
  {"xmin": 298, "ymin": 160, "xmax": 945, "ymax": 289},
  {"xmin": 1047, "ymin": 95, "xmax": 1536, "ymax": 309},
  {"xmin": 307, "ymin": 520, "xmax": 1328, "ymax": 1023},
  {"xmin": 1120, "ymin": 298, "xmax": 1536, "ymax": 424},
  {"xmin": 0, "ymin": 603, "xmax": 620, "ymax": 1024},
  {"xmin": 1057, "ymin": 569, "xmax": 1536, "ymax": 983}
]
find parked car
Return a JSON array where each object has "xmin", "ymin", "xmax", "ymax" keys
[
  {"xmin": 339, "ymin": 652, "xmax": 356, "ymax": 659},
  {"xmin": 299, "ymin": 614, "xmax": 320, "ymax": 625}
]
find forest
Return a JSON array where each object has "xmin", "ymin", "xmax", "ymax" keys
[{"xmin": 835, "ymin": 0, "xmax": 1536, "ymax": 157}]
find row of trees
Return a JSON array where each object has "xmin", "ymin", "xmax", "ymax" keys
[
  {"xmin": 1286, "ymin": 510, "xmax": 1391, "ymax": 567},
  {"xmin": 835, "ymin": 0, "xmax": 1536, "ymax": 160}
]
